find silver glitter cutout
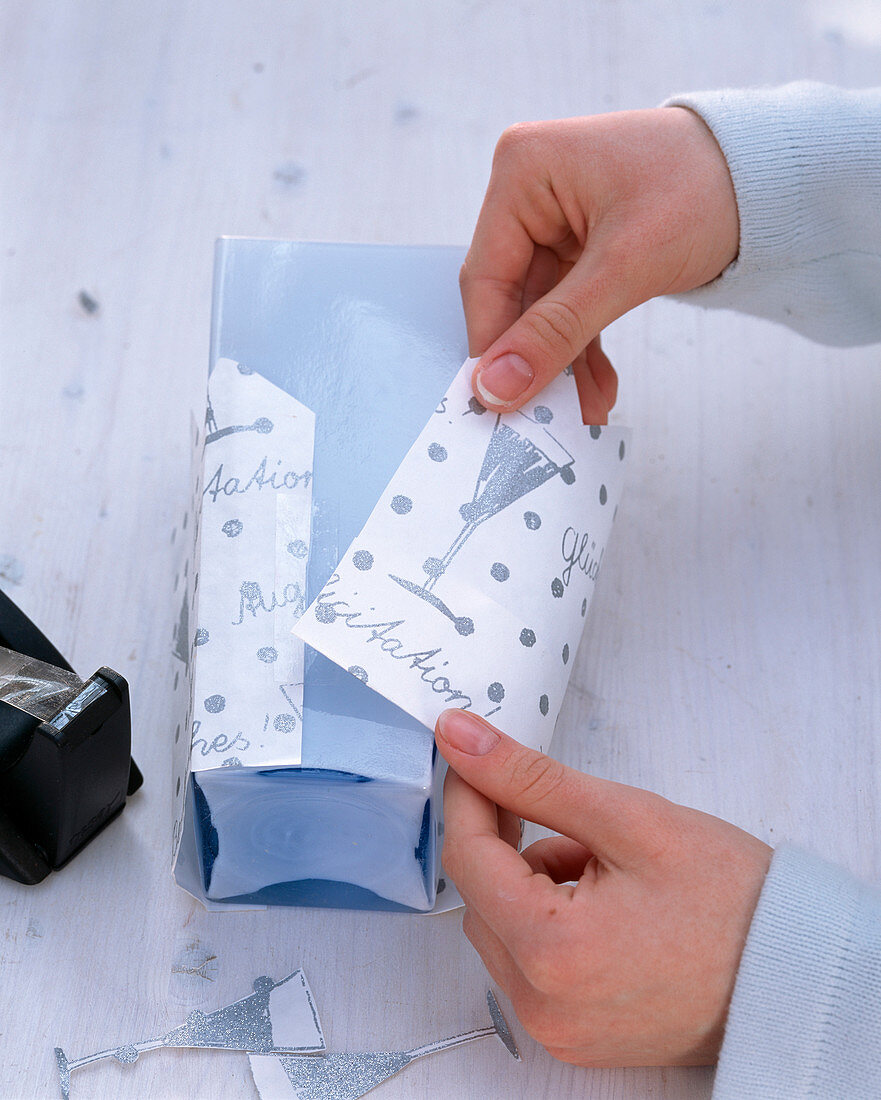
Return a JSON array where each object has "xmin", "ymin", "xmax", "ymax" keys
[
  {"xmin": 257, "ymin": 989, "xmax": 520, "ymax": 1099},
  {"xmin": 55, "ymin": 976, "xmax": 518, "ymax": 1099},
  {"xmin": 54, "ymin": 970, "xmax": 324, "ymax": 1098}
]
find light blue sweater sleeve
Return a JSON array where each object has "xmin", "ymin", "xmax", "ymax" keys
[
  {"xmin": 712, "ymin": 846, "xmax": 881, "ymax": 1098},
  {"xmin": 659, "ymin": 84, "xmax": 881, "ymax": 1095},
  {"xmin": 664, "ymin": 82, "xmax": 881, "ymax": 345}
]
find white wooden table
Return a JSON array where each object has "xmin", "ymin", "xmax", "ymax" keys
[{"xmin": 2, "ymin": 2, "xmax": 879, "ymax": 1097}]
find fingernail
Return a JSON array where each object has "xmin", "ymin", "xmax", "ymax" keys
[
  {"xmin": 437, "ymin": 710, "xmax": 500, "ymax": 756},
  {"xmin": 475, "ymin": 354, "xmax": 534, "ymax": 406}
]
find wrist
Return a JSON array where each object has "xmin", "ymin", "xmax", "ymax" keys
[{"xmin": 665, "ymin": 104, "xmax": 740, "ymax": 285}]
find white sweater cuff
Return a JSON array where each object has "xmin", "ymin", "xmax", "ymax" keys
[
  {"xmin": 713, "ymin": 844, "xmax": 881, "ymax": 1099},
  {"xmin": 663, "ymin": 82, "xmax": 881, "ymax": 346}
]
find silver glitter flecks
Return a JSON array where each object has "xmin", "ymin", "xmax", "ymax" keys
[
  {"xmin": 163, "ymin": 975, "xmax": 275, "ymax": 1051},
  {"xmin": 275, "ymin": 1052, "xmax": 412, "ymax": 1100}
]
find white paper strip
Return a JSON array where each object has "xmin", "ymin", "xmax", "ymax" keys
[
  {"xmin": 191, "ymin": 358, "xmax": 315, "ymax": 769},
  {"xmin": 296, "ymin": 359, "xmax": 629, "ymax": 751}
]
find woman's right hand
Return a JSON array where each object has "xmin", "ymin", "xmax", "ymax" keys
[{"xmin": 460, "ymin": 106, "xmax": 740, "ymax": 421}]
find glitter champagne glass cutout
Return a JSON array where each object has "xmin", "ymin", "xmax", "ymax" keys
[
  {"xmin": 54, "ymin": 969, "xmax": 324, "ymax": 1099},
  {"xmin": 249, "ymin": 989, "xmax": 520, "ymax": 1100},
  {"xmin": 390, "ymin": 406, "xmax": 575, "ymax": 636}
]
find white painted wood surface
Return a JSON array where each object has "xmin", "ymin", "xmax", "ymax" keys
[{"xmin": 2, "ymin": 2, "xmax": 880, "ymax": 1097}]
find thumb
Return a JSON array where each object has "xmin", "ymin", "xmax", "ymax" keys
[
  {"xmin": 471, "ymin": 256, "xmax": 625, "ymax": 415},
  {"xmin": 436, "ymin": 708, "xmax": 665, "ymax": 869}
]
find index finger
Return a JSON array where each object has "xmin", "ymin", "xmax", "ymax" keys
[
  {"xmin": 459, "ymin": 204, "xmax": 535, "ymax": 357},
  {"xmin": 442, "ymin": 766, "xmax": 571, "ymax": 941}
]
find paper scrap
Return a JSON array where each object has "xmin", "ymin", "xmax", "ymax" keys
[
  {"xmin": 296, "ymin": 359, "xmax": 629, "ymax": 750},
  {"xmin": 192, "ymin": 359, "xmax": 315, "ymax": 769}
]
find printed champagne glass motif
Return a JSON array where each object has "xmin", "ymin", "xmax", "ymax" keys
[
  {"xmin": 54, "ymin": 970, "xmax": 324, "ymax": 1099},
  {"xmin": 251, "ymin": 989, "xmax": 520, "ymax": 1099},
  {"xmin": 391, "ymin": 406, "xmax": 575, "ymax": 634},
  {"xmin": 205, "ymin": 396, "xmax": 274, "ymax": 445}
]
